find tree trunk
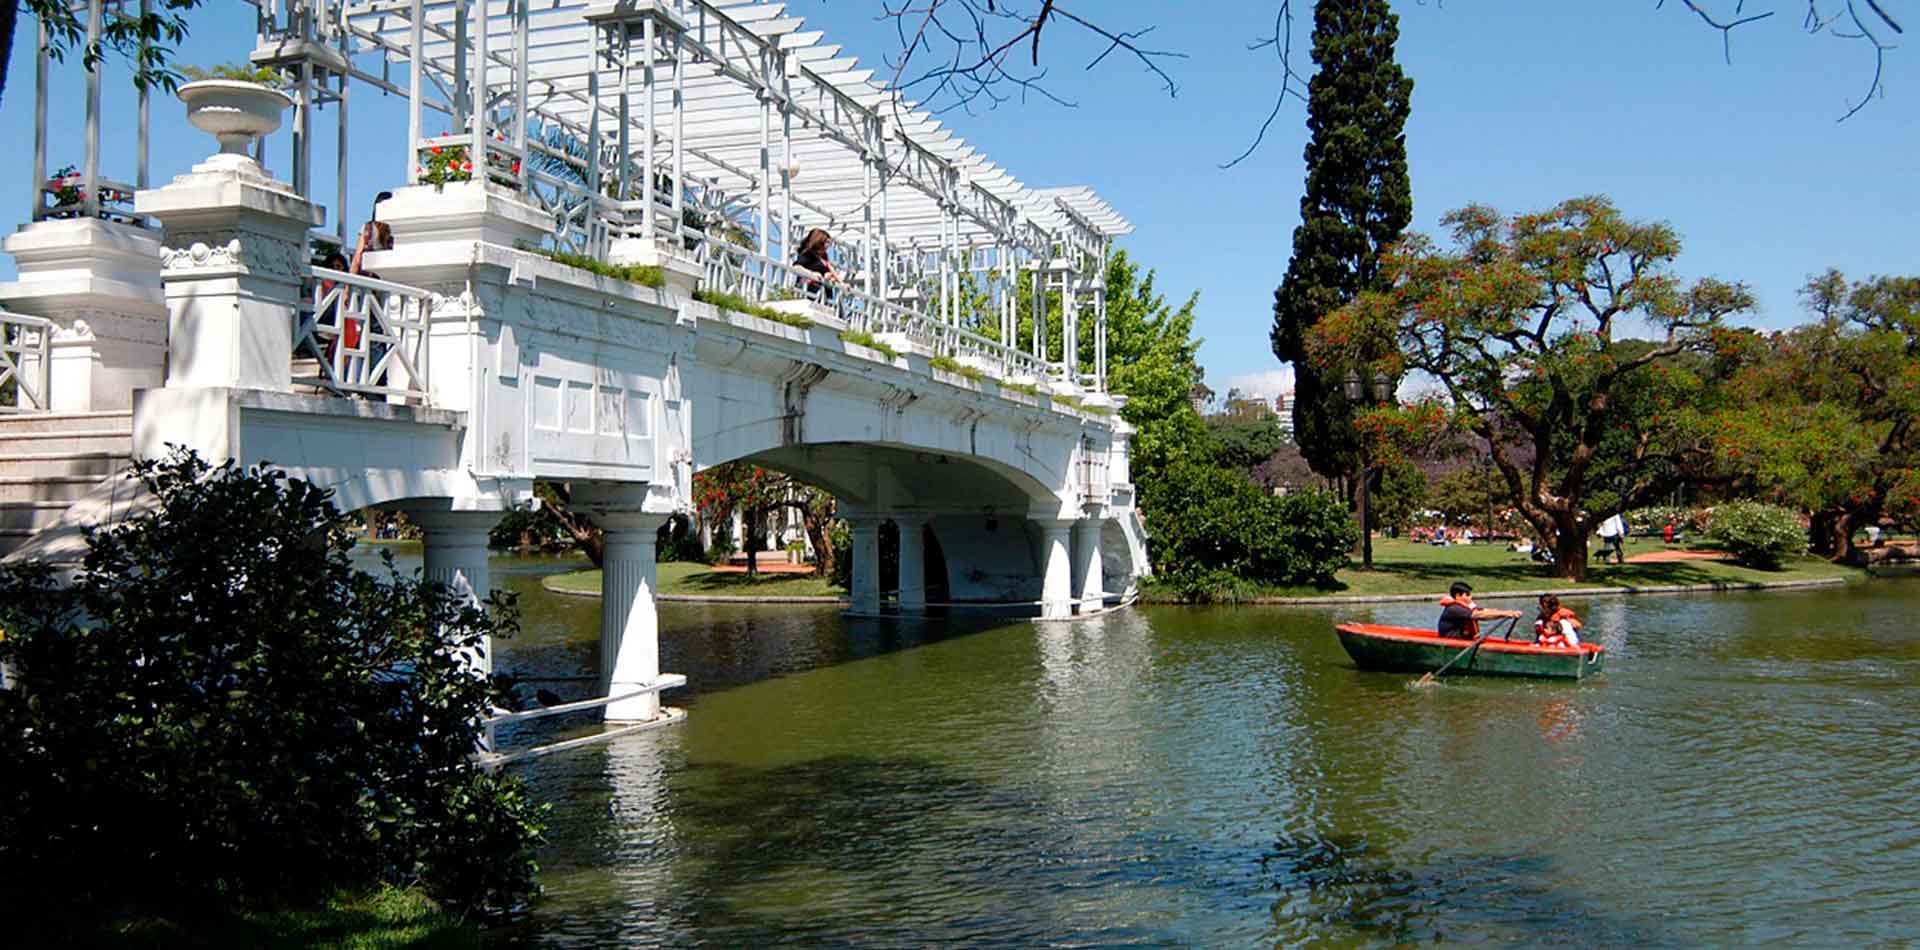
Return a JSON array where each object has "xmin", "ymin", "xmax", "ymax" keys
[
  {"xmin": 1809, "ymin": 509, "xmax": 1843, "ymax": 557},
  {"xmin": 1551, "ymin": 514, "xmax": 1590, "ymax": 581},
  {"xmin": 1832, "ymin": 510, "xmax": 1861, "ymax": 565},
  {"xmin": 745, "ymin": 507, "xmax": 760, "ymax": 579}
]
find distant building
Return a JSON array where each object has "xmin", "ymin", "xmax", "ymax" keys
[{"xmin": 1274, "ymin": 390, "xmax": 1296, "ymax": 440}]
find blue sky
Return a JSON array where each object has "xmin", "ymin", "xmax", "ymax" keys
[{"xmin": 5, "ymin": 1, "xmax": 1916, "ymax": 400}]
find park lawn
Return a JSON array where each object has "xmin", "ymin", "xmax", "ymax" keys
[
  {"xmin": 1255, "ymin": 536, "xmax": 1864, "ymax": 599},
  {"xmin": 546, "ymin": 559, "xmax": 846, "ymax": 598}
]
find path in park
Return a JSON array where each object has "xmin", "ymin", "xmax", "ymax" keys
[{"xmin": 1625, "ymin": 548, "xmax": 1728, "ymax": 564}]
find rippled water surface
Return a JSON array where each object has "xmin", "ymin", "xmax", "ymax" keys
[{"xmin": 361, "ymin": 547, "xmax": 1920, "ymax": 946}]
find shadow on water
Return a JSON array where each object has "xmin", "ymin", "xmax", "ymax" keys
[
  {"xmin": 522, "ymin": 749, "xmax": 1672, "ymax": 948},
  {"xmin": 1259, "ymin": 833, "xmax": 1671, "ymax": 948}
]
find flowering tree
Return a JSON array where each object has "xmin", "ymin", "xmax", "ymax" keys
[
  {"xmin": 1311, "ymin": 196, "xmax": 1754, "ymax": 579},
  {"xmin": 693, "ymin": 462, "xmax": 836, "ymax": 579},
  {"xmin": 1713, "ymin": 270, "xmax": 1920, "ymax": 560}
]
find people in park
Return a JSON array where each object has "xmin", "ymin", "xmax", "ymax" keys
[
  {"xmin": 793, "ymin": 228, "xmax": 843, "ymax": 294},
  {"xmin": 1533, "ymin": 594, "xmax": 1583, "ymax": 649},
  {"xmin": 1437, "ymin": 581, "xmax": 1523, "ymax": 639},
  {"xmin": 1597, "ymin": 512, "xmax": 1627, "ymax": 564}
]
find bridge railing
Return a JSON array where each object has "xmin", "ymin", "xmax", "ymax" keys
[
  {"xmin": 0, "ymin": 310, "xmax": 52, "ymax": 414},
  {"xmin": 293, "ymin": 267, "xmax": 436, "ymax": 404},
  {"xmin": 699, "ymin": 243, "xmax": 1059, "ymax": 382}
]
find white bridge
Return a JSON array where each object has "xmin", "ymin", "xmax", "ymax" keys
[{"xmin": 0, "ymin": 0, "xmax": 1145, "ymax": 734}]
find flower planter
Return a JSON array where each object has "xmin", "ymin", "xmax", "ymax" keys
[{"xmin": 178, "ymin": 80, "xmax": 293, "ymax": 171}]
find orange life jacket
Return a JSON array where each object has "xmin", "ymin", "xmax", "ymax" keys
[
  {"xmin": 1439, "ymin": 595, "xmax": 1479, "ymax": 637},
  {"xmin": 1537, "ymin": 607, "xmax": 1582, "ymax": 647}
]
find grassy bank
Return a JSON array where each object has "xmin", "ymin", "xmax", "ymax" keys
[
  {"xmin": 1145, "ymin": 537, "xmax": 1865, "ymax": 603},
  {"xmin": 19, "ymin": 887, "xmax": 489, "ymax": 949},
  {"xmin": 545, "ymin": 559, "xmax": 846, "ymax": 599}
]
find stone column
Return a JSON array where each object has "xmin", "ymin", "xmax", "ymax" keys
[
  {"xmin": 135, "ymin": 158, "xmax": 322, "ymax": 392},
  {"xmin": 598, "ymin": 509, "xmax": 670, "ymax": 722},
  {"xmin": 848, "ymin": 515, "xmax": 882, "ymax": 615},
  {"xmin": 1037, "ymin": 518, "xmax": 1075, "ymax": 620},
  {"xmin": 894, "ymin": 513, "xmax": 929, "ymax": 613},
  {"xmin": 1073, "ymin": 517, "xmax": 1106, "ymax": 614},
  {"xmin": 0, "ymin": 218, "xmax": 165, "ymax": 411},
  {"xmin": 410, "ymin": 508, "xmax": 502, "ymax": 676}
]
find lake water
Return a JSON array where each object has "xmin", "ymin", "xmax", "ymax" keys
[{"xmin": 362, "ymin": 547, "xmax": 1920, "ymax": 946}]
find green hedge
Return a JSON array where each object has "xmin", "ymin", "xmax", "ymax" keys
[{"xmin": 1141, "ymin": 460, "xmax": 1355, "ymax": 600}]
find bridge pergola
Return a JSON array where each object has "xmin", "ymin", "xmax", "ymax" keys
[{"xmin": 233, "ymin": 0, "xmax": 1132, "ymax": 389}]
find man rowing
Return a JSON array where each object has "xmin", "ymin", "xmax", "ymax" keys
[{"xmin": 1436, "ymin": 581, "xmax": 1522, "ymax": 639}]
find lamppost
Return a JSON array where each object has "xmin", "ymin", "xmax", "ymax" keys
[{"xmin": 1345, "ymin": 367, "xmax": 1396, "ymax": 569}]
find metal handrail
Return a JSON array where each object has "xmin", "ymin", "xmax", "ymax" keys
[
  {"xmin": 698, "ymin": 243, "xmax": 1061, "ymax": 382},
  {"xmin": 293, "ymin": 266, "xmax": 436, "ymax": 404},
  {"xmin": 0, "ymin": 310, "xmax": 53, "ymax": 414}
]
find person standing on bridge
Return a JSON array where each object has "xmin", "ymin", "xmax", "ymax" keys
[{"xmin": 793, "ymin": 228, "xmax": 844, "ymax": 298}]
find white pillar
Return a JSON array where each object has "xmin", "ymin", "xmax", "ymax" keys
[
  {"xmin": 849, "ymin": 515, "xmax": 882, "ymax": 615},
  {"xmin": 410, "ymin": 508, "xmax": 501, "ymax": 675},
  {"xmin": 1038, "ymin": 518, "xmax": 1074, "ymax": 619},
  {"xmin": 895, "ymin": 513, "xmax": 929, "ymax": 613},
  {"xmin": 599, "ymin": 509, "xmax": 669, "ymax": 722},
  {"xmin": 1073, "ymin": 517, "xmax": 1105, "ymax": 614},
  {"xmin": 136, "ymin": 157, "xmax": 323, "ymax": 393},
  {"xmin": 0, "ymin": 219, "xmax": 165, "ymax": 411}
]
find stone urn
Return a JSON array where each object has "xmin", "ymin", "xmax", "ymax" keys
[{"xmin": 178, "ymin": 80, "xmax": 293, "ymax": 172}]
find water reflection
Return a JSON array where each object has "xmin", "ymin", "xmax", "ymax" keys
[{"xmin": 357, "ymin": 548, "xmax": 1920, "ymax": 945}]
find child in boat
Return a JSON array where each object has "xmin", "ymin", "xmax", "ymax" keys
[
  {"xmin": 1437, "ymin": 581, "xmax": 1522, "ymax": 639},
  {"xmin": 1533, "ymin": 594, "xmax": 1583, "ymax": 649}
]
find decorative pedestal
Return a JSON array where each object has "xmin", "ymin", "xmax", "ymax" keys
[
  {"xmin": 135, "ymin": 157, "xmax": 323, "ymax": 392},
  {"xmin": 0, "ymin": 218, "xmax": 166, "ymax": 411},
  {"xmin": 377, "ymin": 182, "xmax": 552, "ymax": 253},
  {"xmin": 606, "ymin": 237, "xmax": 704, "ymax": 296}
]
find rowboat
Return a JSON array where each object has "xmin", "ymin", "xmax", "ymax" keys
[{"xmin": 1334, "ymin": 623, "xmax": 1605, "ymax": 680}]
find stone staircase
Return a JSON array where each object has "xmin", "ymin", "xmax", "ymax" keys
[{"xmin": 0, "ymin": 410, "xmax": 134, "ymax": 559}]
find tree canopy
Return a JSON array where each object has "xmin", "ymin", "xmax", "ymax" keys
[
  {"xmin": 1312, "ymin": 195, "xmax": 1754, "ymax": 579},
  {"xmin": 1270, "ymin": 0, "xmax": 1414, "ymax": 482},
  {"xmin": 1712, "ymin": 270, "xmax": 1920, "ymax": 559}
]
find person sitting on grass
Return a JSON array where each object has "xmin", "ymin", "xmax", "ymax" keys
[
  {"xmin": 1533, "ymin": 594, "xmax": 1584, "ymax": 649},
  {"xmin": 1437, "ymin": 581, "xmax": 1522, "ymax": 640}
]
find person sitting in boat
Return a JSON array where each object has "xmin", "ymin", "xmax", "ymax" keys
[
  {"xmin": 1437, "ymin": 582, "xmax": 1521, "ymax": 639},
  {"xmin": 1533, "ymin": 594, "xmax": 1583, "ymax": 649}
]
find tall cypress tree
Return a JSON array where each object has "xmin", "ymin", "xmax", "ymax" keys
[{"xmin": 1270, "ymin": 1, "xmax": 1414, "ymax": 479}]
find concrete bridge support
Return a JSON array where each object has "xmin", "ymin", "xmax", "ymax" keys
[
  {"xmin": 895, "ymin": 513, "xmax": 930, "ymax": 613},
  {"xmin": 848, "ymin": 515, "xmax": 883, "ymax": 616},
  {"xmin": 581, "ymin": 495, "xmax": 671, "ymax": 723},
  {"xmin": 409, "ymin": 508, "xmax": 502, "ymax": 676},
  {"xmin": 1074, "ymin": 517, "xmax": 1106, "ymax": 614},
  {"xmin": 1038, "ymin": 518, "xmax": 1076, "ymax": 620}
]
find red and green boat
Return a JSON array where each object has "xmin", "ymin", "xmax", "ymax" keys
[{"xmin": 1334, "ymin": 623, "xmax": 1605, "ymax": 680}]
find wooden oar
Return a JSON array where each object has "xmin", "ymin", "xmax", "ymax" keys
[{"xmin": 1415, "ymin": 617, "xmax": 1515, "ymax": 687}]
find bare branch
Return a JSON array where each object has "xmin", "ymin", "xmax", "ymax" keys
[
  {"xmin": 1221, "ymin": 0, "xmax": 1309, "ymax": 170},
  {"xmin": 876, "ymin": 0, "xmax": 1183, "ymax": 116}
]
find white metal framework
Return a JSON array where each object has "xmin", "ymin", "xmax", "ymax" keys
[
  {"xmin": 0, "ymin": 310, "xmax": 53, "ymax": 413},
  {"xmin": 239, "ymin": 0, "xmax": 1133, "ymax": 389}
]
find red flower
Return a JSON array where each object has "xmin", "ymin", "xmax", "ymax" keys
[
  {"xmin": 462, "ymin": 161, "xmax": 473, "ymax": 172},
  {"xmin": 431, "ymin": 146, "xmax": 441, "ymax": 155}
]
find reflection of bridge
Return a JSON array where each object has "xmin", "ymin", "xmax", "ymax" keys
[{"xmin": 0, "ymin": 0, "xmax": 1145, "ymax": 733}]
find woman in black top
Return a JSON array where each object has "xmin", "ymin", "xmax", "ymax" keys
[{"xmin": 793, "ymin": 228, "xmax": 843, "ymax": 295}]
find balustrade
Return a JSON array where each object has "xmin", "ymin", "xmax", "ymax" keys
[
  {"xmin": 0, "ymin": 310, "xmax": 52, "ymax": 413},
  {"xmin": 293, "ymin": 267, "xmax": 436, "ymax": 404}
]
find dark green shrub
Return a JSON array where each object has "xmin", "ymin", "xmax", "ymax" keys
[
  {"xmin": 1140, "ymin": 460, "xmax": 1355, "ymax": 597},
  {"xmin": 0, "ymin": 451, "xmax": 546, "ymax": 919},
  {"xmin": 1708, "ymin": 501, "xmax": 1808, "ymax": 569}
]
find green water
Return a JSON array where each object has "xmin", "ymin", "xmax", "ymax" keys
[{"xmin": 364, "ymin": 548, "xmax": 1920, "ymax": 945}]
